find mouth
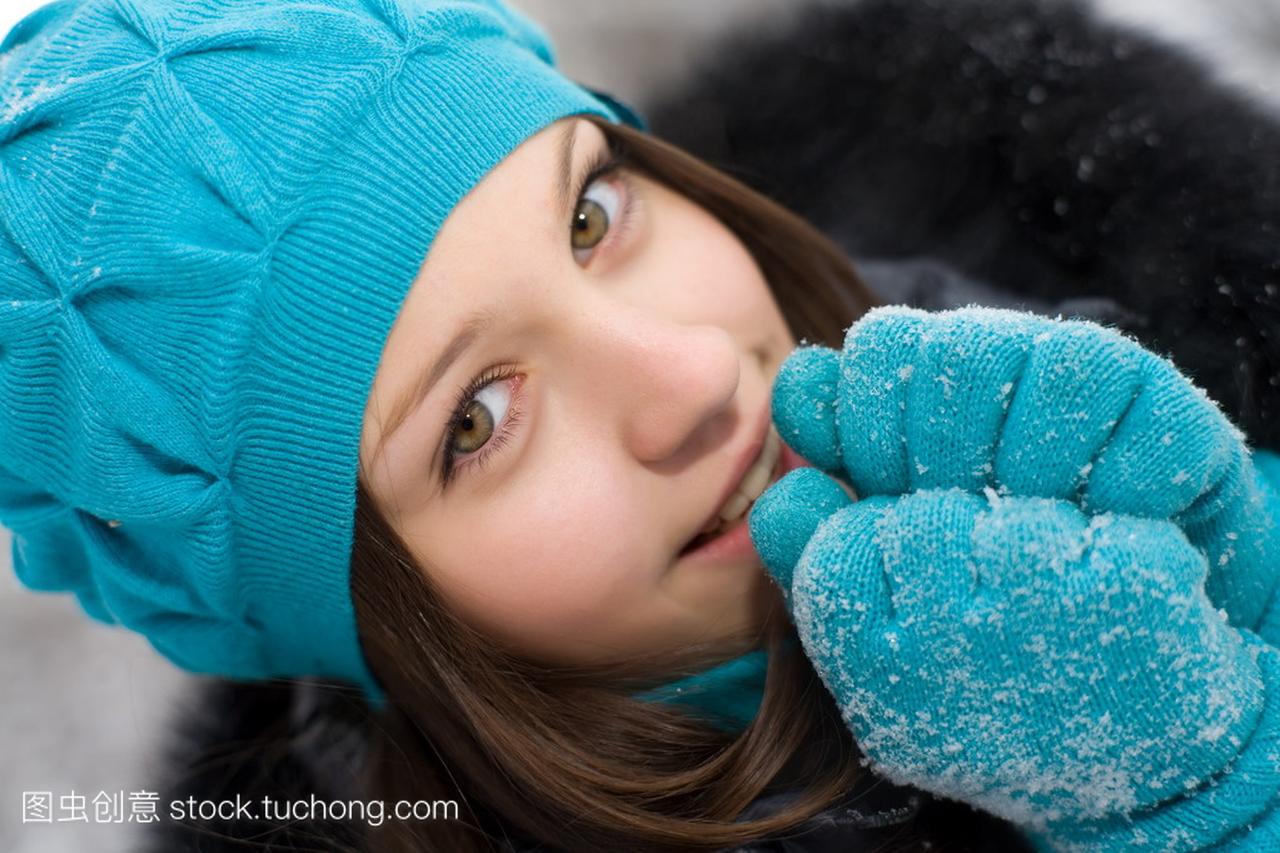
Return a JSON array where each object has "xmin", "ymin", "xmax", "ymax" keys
[{"xmin": 678, "ymin": 422, "xmax": 786, "ymax": 558}]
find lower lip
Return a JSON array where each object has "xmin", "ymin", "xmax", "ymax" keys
[{"xmin": 678, "ymin": 436, "xmax": 814, "ymax": 564}]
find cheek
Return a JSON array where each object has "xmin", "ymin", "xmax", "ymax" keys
[{"xmin": 427, "ymin": 458, "xmax": 649, "ymax": 655}]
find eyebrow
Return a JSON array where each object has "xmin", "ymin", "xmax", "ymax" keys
[
  {"xmin": 371, "ymin": 119, "xmax": 581, "ymax": 466},
  {"xmin": 554, "ymin": 118, "xmax": 578, "ymax": 220}
]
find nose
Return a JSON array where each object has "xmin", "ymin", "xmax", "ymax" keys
[{"xmin": 578, "ymin": 303, "xmax": 742, "ymax": 464}]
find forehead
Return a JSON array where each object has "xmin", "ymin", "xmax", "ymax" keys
[{"xmin": 356, "ymin": 116, "xmax": 591, "ymax": 484}]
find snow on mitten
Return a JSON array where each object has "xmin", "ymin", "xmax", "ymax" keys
[
  {"xmin": 747, "ymin": 472, "xmax": 1280, "ymax": 849},
  {"xmin": 769, "ymin": 305, "xmax": 1280, "ymax": 643}
]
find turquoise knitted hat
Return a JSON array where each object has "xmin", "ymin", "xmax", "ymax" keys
[{"xmin": 0, "ymin": 0, "xmax": 633, "ymax": 704}]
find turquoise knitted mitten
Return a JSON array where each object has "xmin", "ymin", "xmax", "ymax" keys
[
  {"xmin": 1250, "ymin": 448, "xmax": 1280, "ymax": 642},
  {"xmin": 750, "ymin": 474, "xmax": 1280, "ymax": 847},
  {"xmin": 747, "ymin": 306, "xmax": 1280, "ymax": 847},
  {"xmin": 767, "ymin": 305, "xmax": 1280, "ymax": 644}
]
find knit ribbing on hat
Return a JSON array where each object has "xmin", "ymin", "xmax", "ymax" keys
[{"xmin": 0, "ymin": 0, "xmax": 622, "ymax": 703}]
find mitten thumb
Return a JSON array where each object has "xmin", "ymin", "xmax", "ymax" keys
[{"xmin": 748, "ymin": 467, "xmax": 853, "ymax": 608}]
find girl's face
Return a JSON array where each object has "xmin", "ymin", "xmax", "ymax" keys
[{"xmin": 359, "ymin": 116, "xmax": 798, "ymax": 670}]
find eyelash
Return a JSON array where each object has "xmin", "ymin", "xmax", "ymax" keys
[
  {"xmin": 440, "ymin": 363, "xmax": 524, "ymax": 487},
  {"xmin": 437, "ymin": 146, "xmax": 637, "ymax": 487},
  {"xmin": 573, "ymin": 148, "xmax": 639, "ymax": 264}
]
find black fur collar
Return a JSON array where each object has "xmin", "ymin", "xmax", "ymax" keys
[{"xmin": 645, "ymin": 0, "xmax": 1280, "ymax": 448}]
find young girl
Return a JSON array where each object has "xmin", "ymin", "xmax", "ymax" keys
[{"xmin": 2, "ymin": 0, "xmax": 1277, "ymax": 851}]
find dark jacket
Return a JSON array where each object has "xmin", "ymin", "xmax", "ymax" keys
[{"xmin": 144, "ymin": 0, "xmax": 1280, "ymax": 850}]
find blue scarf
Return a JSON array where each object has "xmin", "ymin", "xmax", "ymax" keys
[{"xmin": 630, "ymin": 647, "xmax": 770, "ymax": 733}]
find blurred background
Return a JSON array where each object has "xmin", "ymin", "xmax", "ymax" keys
[{"xmin": 1, "ymin": 1, "xmax": 1277, "ymax": 851}]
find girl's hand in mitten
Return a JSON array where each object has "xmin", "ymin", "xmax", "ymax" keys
[
  {"xmin": 772, "ymin": 305, "xmax": 1280, "ymax": 643},
  {"xmin": 747, "ymin": 472, "xmax": 1280, "ymax": 847}
]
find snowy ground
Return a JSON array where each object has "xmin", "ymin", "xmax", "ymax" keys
[{"xmin": 1, "ymin": 1, "xmax": 1276, "ymax": 852}]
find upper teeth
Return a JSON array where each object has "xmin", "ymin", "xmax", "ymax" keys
[{"xmin": 701, "ymin": 424, "xmax": 782, "ymax": 534}]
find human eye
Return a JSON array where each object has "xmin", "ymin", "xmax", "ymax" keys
[
  {"xmin": 569, "ymin": 147, "xmax": 638, "ymax": 266},
  {"xmin": 439, "ymin": 364, "xmax": 525, "ymax": 488}
]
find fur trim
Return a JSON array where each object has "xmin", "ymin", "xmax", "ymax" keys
[{"xmin": 645, "ymin": 0, "xmax": 1280, "ymax": 449}]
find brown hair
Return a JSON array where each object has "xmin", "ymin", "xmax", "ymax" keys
[{"xmin": 351, "ymin": 115, "xmax": 892, "ymax": 852}]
